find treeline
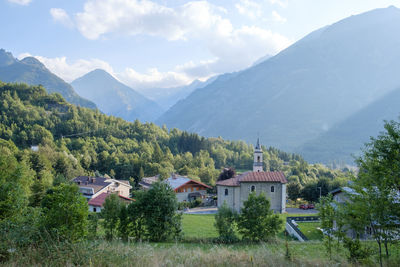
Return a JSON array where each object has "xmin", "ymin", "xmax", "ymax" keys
[{"xmin": 0, "ymin": 81, "xmax": 352, "ymax": 190}]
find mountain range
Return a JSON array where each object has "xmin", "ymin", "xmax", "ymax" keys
[
  {"xmin": 71, "ymin": 69, "xmax": 164, "ymax": 122},
  {"xmin": 157, "ymin": 6, "xmax": 400, "ymax": 164},
  {"xmin": 138, "ymin": 77, "xmax": 217, "ymax": 110},
  {"xmin": 0, "ymin": 49, "xmax": 96, "ymax": 109}
]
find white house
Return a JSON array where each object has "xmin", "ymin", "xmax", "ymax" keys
[
  {"xmin": 72, "ymin": 176, "xmax": 132, "ymax": 200},
  {"xmin": 216, "ymin": 139, "xmax": 287, "ymax": 213}
]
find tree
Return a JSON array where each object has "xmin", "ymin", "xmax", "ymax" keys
[
  {"xmin": 102, "ymin": 193, "xmax": 123, "ymax": 240},
  {"xmin": 139, "ymin": 182, "xmax": 181, "ymax": 241},
  {"xmin": 0, "ymin": 148, "xmax": 33, "ymax": 221},
  {"xmin": 351, "ymin": 119, "xmax": 400, "ymax": 266},
  {"xmin": 318, "ymin": 195, "xmax": 335, "ymax": 259},
  {"xmin": 214, "ymin": 202, "xmax": 238, "ymax": 243},
  {"xmin": 41, "ymin": 184, "xmax": 88, "ymax": 242},
  {"xmin": 287, "ymin": 182, "xmax": 301, "ymax": 203},
  {"xmin": 237, "ymin": 192, "xmax": 282, "ymax": 242},
  {"xmin": 217, "ymin": 167, "xmax": 236, "ymax": 181}
]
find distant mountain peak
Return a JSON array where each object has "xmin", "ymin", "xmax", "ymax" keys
[
  {"xmin": 0, "ymin": 48, "xmax": 96, "ymax": 109},
  {"xmin": 20, "ymin": 56, "xmax": 47, "ymax": 70},
  {"xmin": 0, "ymin": 49, "xmax": 17, "ymax": 67}
]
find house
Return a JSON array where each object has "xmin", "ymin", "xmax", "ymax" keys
[
  {"xmin": 216, "ymin": 139, "xmax": 287, "ymax": 213},
  {"xmin": 139, "ymin": 174, "xmax": 212, "ymax": 202},
  {"xmin": 330, "ymin": 186, "xmax": 400, "ymax": 239},
  {"xmin": 72, "ymin": 176, "xmax": 132, "ymax": 200},
  {"xmin": 88, "ymin": 192, "xmax": 133, "ymax": 213},
  {"xmin": 139, "ymin": 175, "xmax": 159, "ymax": 190}
]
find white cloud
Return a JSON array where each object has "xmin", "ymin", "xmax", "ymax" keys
[
  {"xmin": 7, "ymin": 0, "xmax": 31, "ymax": 5},
  {"xmin": 271, "ymin": 10, "xmax": 287, "ymax": 23},
  {"xmin": 235, "ymin": 0, "xmax": 262, "ymax": 19},
  {"xmin": 42, "ymin": 0, "xmax": 292, "ymax": 88},
  {"xmin": 118, "ymin": 67, "xmax": 191, "ymax": 89},
  {"xmin": 74, "ymin": 0, "xmax": 185, "ymax": 40},
  {"xmin": 268, "ymin": 0, "xmax": 288, "ymax": 8},
  {"xmin": 18, "ymin": 53, "xmax": 114, "ymax": 82},
  {"xmin": 50, "ymin": 8, "xmax": 74, "ymax": 28}
]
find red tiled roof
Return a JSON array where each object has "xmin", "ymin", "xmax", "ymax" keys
[
  {"xmin": 88, "ymin": 193, "xmax": 133, "ymax": 207},
  {"xmin": 216, "ymin": 171, "xmax": 287, "ymax": 187}
]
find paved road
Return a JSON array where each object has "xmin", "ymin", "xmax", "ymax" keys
[
  {"xmin": 184, "ymin": 207, "xmax": 218, "ymax": 214},
  {"xmin": 286, "ymin": 207, "xmax": 318, "ymax": 214}
]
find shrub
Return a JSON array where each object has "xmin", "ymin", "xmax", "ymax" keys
[
  {"xmin": 128, "ymin": 182, "xmax": 182, "ymax": 242},
  {"xmin": 214, "ymin": 202, "xmax": 238, "ymax": 243},
  {"xmin": 40, "ymin": 184, "xmax": 88, "ymax": 242},
  {"xmin": 189, "ymin": 198, "xmax": 202, "ymax": 208},
  {"xmin": 237, "ymin": 192, "xmax": 282, "ymax": 242},
  {"xmin": 343, "ymin": 237, "xmax": 371, "ymax": 263},
  {"xmin": 102, "ymin": 194, "xmax": 123, "ymax": 240}
]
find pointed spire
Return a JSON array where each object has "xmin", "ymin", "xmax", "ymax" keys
[{"xmin": 255, "ymin": 137, "xmax": 261, "ymax": 150}]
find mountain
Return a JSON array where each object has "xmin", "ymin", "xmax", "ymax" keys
[
  {"xmin": 71, "ymin": 69, "xmax": 164, "ymax": 122},
  {"xmin": 0, "ymin": 49, "xmax": 96, "ymax": 109},
  {"xmin": 157, "ymin": 6, "xmax": 400, "ymax": 154},
  {"xmin": 297, "ymin": 87, "xmax": 400, "ymax": 165},
  {"xmin": 138, "ymin": 77, "xmax": 218, "ymax": 110}
]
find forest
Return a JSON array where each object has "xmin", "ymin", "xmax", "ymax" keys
[{"xmin": 0, "ymin": 81, "xmax": 352, "ymax": 197}]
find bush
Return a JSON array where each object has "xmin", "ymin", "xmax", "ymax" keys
[
  {"xmin": 40, "ymin": 184, "xmax": 88, "ymax": 242},
  {"xmin": 214, "ymin": 202, "xmax": 238, "ymax": 243},
  {"xmin": 189, "ymin": 198, "xmax": 202, "ymax": 208},
  {"xmin": 237, "ymin": 192, "xmax": 283, "ymax": 242},
  {"xmin": 343, "ymin": 237, "xmax": 371, "ymax": 263},
  {"xmin": 129, "ymin": 182, "xmax": 182, "ymax": 242},
  {"xmin": 102, "ymin": 194, "xmax": 123, "ymax": 240}
]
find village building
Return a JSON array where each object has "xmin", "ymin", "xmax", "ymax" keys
[
  {"xmin": 72, "ymin": 176, "xmax": 132, "ymax": 200},
  {"xmin": 139, "ymin": 174, "xmax": 212, "ymax": 202},
  {"xmin": 330, "ymin": 186, "xmax": 400, "ymax": 239},
  {"xmin": 88, "ymin": 192, "xmax": 133, "ymax": 213},
  {"xmin": 216, "ymin": 139, "xmax": 287, "ymax": 213}
]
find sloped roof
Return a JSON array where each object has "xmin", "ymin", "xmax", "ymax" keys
[
  {"xmin": 165, "ymin": 175, "xmax": 212, "ymax": 190},
  {"xmin": 88, "ymin": 192, "xmax": 133, "ymax": 207},
  {"xmin": 216, "ymin": 171, "xmax": 287, "ymax": 187},
  {"xmin": 73, "ymin": 176, "xmax": 111, "ymax": 194}
]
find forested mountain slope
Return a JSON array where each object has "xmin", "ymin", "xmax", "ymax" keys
[
  {"xmin": 71, "ymin": 69, "xmax": 164, "ymax": 122},
  {"xmin": 0, "ymin": 49, "xmax": 96, "ymax": 109},
  {"xmin": 297, "ymin": 87, "xmax": 400, "ymax": 164},
  {"xmin": 157, "ymin": 6, "xmax": 400, "ymax": 155},
  {"xmin": 0, "ymin": 82, "xmax": 349, "ymax": 187}
]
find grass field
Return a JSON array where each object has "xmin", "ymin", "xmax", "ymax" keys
[
  {"xmin": 297, "ymin": 222, "xmax": 323, "ymax": 240},
  {"xmin": 182, "ymin": 214, "xmax": 218, "ymax": 239},
  {"xmin": 182, "ymin": 213, "xmax": 317, "ymax": 241},
  {"xmin": 5, "ymin": 239, "xmax": 400, "ymax": 266}
]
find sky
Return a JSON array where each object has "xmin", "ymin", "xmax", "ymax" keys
[{"xmin": 1, "ymin": 0, "xmax": 400, "ymax": 92}]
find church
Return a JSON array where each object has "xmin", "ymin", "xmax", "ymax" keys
[{"xmin": 216, "ymin": 139, "xmax": 287, "ymax": 213}]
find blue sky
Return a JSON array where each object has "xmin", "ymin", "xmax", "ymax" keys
[{"xmin": 1, "ymin": 0, "xmax": 400, "ymax": 91}]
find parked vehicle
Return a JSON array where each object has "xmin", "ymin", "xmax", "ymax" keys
[
  {"xmin": 299, "ymin": 204, "xmax": 308, "ymax": 210},
  {"xmin": 308, "ymin": 204, "xmax": 315, "ymax": 209}
]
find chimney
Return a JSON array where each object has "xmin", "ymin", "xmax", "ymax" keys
[{"xmin": 91, "ymin": 178, "xmax": 96, "ymax": 183}]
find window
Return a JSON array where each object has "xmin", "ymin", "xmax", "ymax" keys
[
  {"xmin": 271, "ymin": 186, "xmax": 275, "ymax": 192},
  {"xmin": 224, "ymin": 188, "xmax": 228, "ymax": 196},
  {"xmin": 191, "ymin": 187, "xmax": 194, "ymax": 192},
  {"xmin": 257, "ymin": 156, "xmax": 260, "ymax": 162},
  {"xmin": 93, "ymin": 207, "xmax": 97, "ymax": 212},
  {"xmin": 251, "ymin": 185, "xmax": 256, "ymax": 192}
]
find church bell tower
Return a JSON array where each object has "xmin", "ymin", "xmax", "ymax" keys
[{"xmin": 253, "ymin": 138, "xmax": 263, "ymax": 172}]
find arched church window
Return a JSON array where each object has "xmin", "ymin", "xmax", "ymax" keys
[
  {"xmin": 224, "ymin": 188, "xmax": 228, "ymax": 196},
  {"xmin": 251, "ymin": 185, "xmax": 256, "ymax": 192},
  {"xmin": 257, "ymin": 156, "xmax": 260, "ymax": 162},
  {"xmin": 271, "ymin": 186, "xmax": 275, "ymax": 193}
]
